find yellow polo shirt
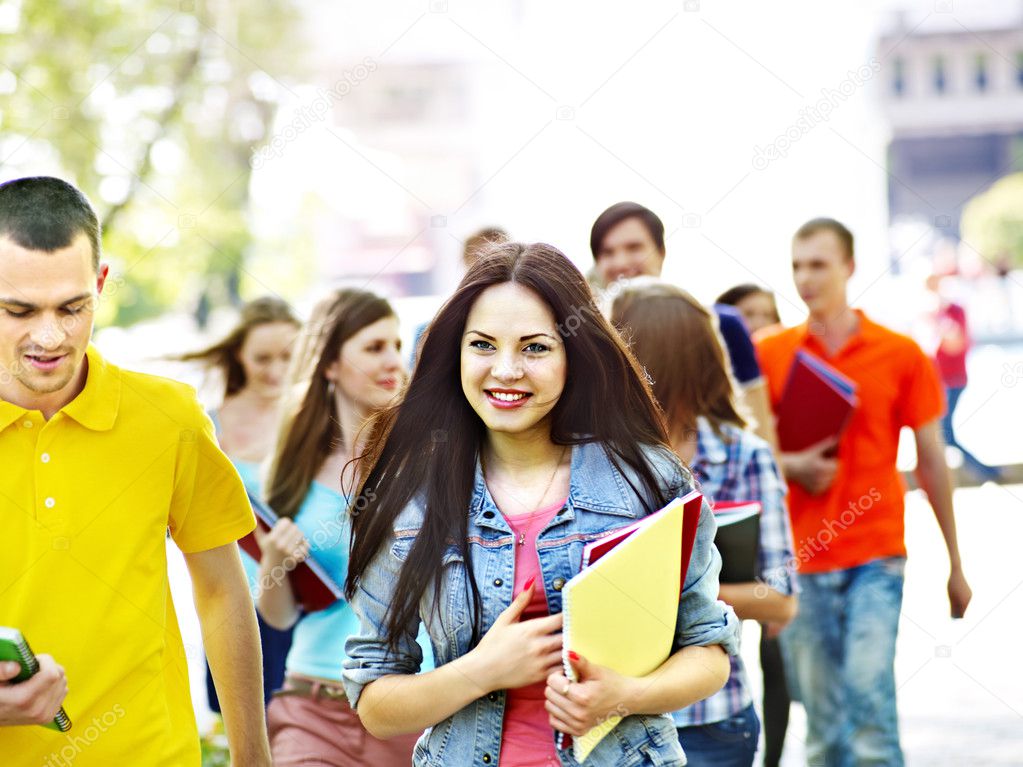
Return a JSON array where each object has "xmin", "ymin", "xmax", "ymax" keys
[{"xmin": 0, "ymin": 345, "xmax": 255, "ymax": 765}]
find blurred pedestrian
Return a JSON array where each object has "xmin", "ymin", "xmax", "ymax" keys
[
  {"xmin": 174, "ymin": 296, "xmax": 301, "ymax": 711},
  {"xmin": 257, "ymin": 288, "xmax": 432, "ymax": 766},
  {"xmin": 342, "ymin": 243, "xmax": 740, "ymax": 766},
  {"xmin": 755, "ymin": 218, "xmax": 972, "ymax": 766},
  {"xmin": 925, "ymin": 273, "xmax": 1002, "ymax": 483},
  {"xmin": 716, "ymin": 282, "xmax": 789, "ymax": 765},
  {"xmin": 589, "ymin": 202, "xmax": 780, "ymax": 453},
  {"xmin": 716, "ymin": 283, "xmax": 781, "ymax": 336},
  {"xmin": 411, "ymin": 226, "xmax": 510, "ymax": 369},
  {"xmin": 462, "ymin": 226, "xmax": 510, "ymax": 268},
  {"xmin": 612, "ymin": 282, "xmax": 798, "ymax": 767}
]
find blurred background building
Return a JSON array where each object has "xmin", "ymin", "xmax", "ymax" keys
[{"xmin": 880, "ymin": 8, "xmax": 1023, "ymax": 242}]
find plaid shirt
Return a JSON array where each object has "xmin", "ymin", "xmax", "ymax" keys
[{"xmin": 673, "ymin": 417, "xmax": 798, "ymax": 727}]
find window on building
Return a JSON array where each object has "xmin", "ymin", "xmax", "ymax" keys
[
  {"xmin": 934, "ymin": 55, "xmax": 947, "ymax": 94},
  {"xmin": 893, "ymin": 58, "xmax": 906, "ymax": 96},
  {"xmin": 975, "ymin": 54, "xmax": 988, "ymax": 91}
]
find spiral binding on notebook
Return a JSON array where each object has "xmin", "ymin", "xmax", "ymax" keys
[{"xmin": 0, "ymin": 627, "xmax": 72, "ymax": 732}]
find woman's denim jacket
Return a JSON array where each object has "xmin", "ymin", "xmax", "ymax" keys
[{"xmin": 343, "ymin": 441, "xmax": 741, "ymax": 767}]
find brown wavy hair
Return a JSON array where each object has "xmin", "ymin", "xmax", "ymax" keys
[
  {"xmin": 265, "ymin": 289, "xmax": 395, "ymax": 520},
  {"xmin": 346, "ymin": 242, "xmax": 679, "ymax": 650},
  {"xmin": 173, "ymin": 296, "xmax": 299, "ymax": 396},
  {"xmin": 611, "ymin": 282, "xmax": 746, "ymax": 441}
]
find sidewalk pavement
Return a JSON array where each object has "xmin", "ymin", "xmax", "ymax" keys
[{"xmin": 760, "ymin": 481, "xmax": 1023, "ymax": 767}]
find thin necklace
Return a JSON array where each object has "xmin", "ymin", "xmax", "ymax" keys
[{"xmin": 483, "ymin": 445, "xmax": 568, "ymax": 539}]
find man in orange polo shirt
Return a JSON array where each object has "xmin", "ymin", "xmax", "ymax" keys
[{"xmin": 755, "ymin": 218, "xmax": 971, "ymax": 767}]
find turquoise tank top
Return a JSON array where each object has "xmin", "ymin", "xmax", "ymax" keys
[{"xmin": 286, "ymin": 482, "xmax": 435, "ymax": 680}]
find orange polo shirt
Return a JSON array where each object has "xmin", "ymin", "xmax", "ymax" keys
[{"xmin": 755, "ymin": 310, "xmax": 944, "ymax": 573}]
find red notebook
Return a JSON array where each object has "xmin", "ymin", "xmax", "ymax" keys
[
  {"xmin": 238, "ymin": 492, "xmax": 344, "ymax": 613},
  {"xmin": 776, "ymin": 350, "xmax": 858, "ymax": 452},
  {"xmin": 582, "ymin": 489, "xmax": 703, "ymax": 592}
]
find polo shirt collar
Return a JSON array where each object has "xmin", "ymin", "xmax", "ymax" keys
[
  {"xmin": 798, "ymin": 308, "xmax": 877, "ymax": 357},
  {"xmin": 0, "ymin": 345, "xmax": 120, "ymax": 432},
  {"xmin": 62, "ymin": 345, "xmax": 120, "ymax": 431},
  {"xmin": 0, "ymin": 398, "xmax": 21, "ymax": 431}
]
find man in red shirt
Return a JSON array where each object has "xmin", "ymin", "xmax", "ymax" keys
[
  {"xmin": 755, "ymin": 218, "xmax": 972, "ymax": 766},
  {"xmin": 927, "ymin": 274, "xmax": 1002, "ymax": 483}
]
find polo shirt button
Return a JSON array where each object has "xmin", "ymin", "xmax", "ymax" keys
[
  {"xmin": 552, "ymin": 577, "xmax": 566, "ymax": 591},
  {"xmin": 482, "ymin": 754, "xmax": 492, "ymax": 764},
  {"xmin": 23, "ymin": 420, "xmax": 33, "ymax": 428},
  {"xmin": 41, "ymin": 453, "xmax": 51, "ymax": 464},
  {"xmin": 493, "ymin": 578, "xmax": 503, "ymax": 587},
  {"xmin": 44, "ymin": 497, "xmax": 56, "ymax": 508}
]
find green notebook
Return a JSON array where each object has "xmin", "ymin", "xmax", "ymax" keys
[{"xmin": 0, "ymin": 627, "xmax": 72, "ymax": 732}]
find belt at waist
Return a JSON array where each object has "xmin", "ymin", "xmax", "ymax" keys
[{"xmin": 273, "ymin": 673, "xmax": 347, "ymax": 702}]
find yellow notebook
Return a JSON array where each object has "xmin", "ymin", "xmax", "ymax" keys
[{"xmin": 561, "ymin": 490, "xmax": 703, "ymax": 762}]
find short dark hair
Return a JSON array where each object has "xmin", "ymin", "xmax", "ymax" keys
[
  {"xmin": 0, "ymin": 177, "xmax": 101, "ymax": 270},
  {"xmin": 462, "ymin": 226, "xmax": 510, "ymax": 266},
  {"xmin": 793, "ymin": 217, "xmax": 853, "ymax": 261},
  {"xmin": 590, "ymin": 201, "xmax": 665, "ymax": 260},
  {"xmin": 716, "ymin": 283, "xmax": 768, "ymax": 306}
]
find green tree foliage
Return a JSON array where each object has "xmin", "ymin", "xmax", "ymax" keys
[
  {"xmin": 1, "ymin": 0, "xmax": 306, "ymax": 326},
  {"xmin": 961, "ymin": 172, "xmax": 1023, "ymax": 271}
]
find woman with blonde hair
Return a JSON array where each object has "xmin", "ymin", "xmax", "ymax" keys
[
  {"xmin": 175, "ymin": 296, "xmax": 300, "ymax": 712},
  {"xmin": 257, "ymin": 288, "xmax": 432, "ymax": 766},
  {"xmin": 175, "ymin": 296, "xmax": 300, "ymax": 487}
]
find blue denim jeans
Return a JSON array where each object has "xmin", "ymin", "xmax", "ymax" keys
[
  {"xmin": 781, "ymin": 557, "xmax": 906, "ymax": 767},
  {"xmin": 942, "ymin": 385, "xmax": 1001, "ymax": 481},
  {"xmin": 676, "ymin": 703, "xmax": 760, "ymax": 767}
]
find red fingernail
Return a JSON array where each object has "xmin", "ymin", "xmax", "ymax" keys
[
  {"xmin": 523, "ymin": 576, "xmax": 536, "ymax": 591},
  {"xmin": 568, "ymin": 651, "xmax": 580, "ymax": 662}
]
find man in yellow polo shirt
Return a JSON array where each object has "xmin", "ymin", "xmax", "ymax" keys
[{"xmin": 0, "ymin": 177, "xmax": 272, "ymax": 765}]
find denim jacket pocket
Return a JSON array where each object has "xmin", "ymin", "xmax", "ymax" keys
[
  {"xmin": 411, "ymin": 734, "xmax": 433, "ymax": 767},
  {"xmin": 412, "ymin": 717, "xmax": 461, "ymax": 766},
  {"xmin": 390, "ymin": 539, "xmax": 470, "ymax": 644},
  {"xmin": 597, "ymin": 714, "xmax": 684, "ymax": 767}
]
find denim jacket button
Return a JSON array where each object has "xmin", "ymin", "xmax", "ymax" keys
[
  {"xmin": 556, "ymin": 506, "xmax": 567, "ymax": 515},
  {"xmin": 487, "ymin": 692, "xmax": 498, "ymax": 702},
  {"xmin": 482, "ymin": 511, "xmax": 495, "ymax": 519},
  {"xmin": 493, "ymin": 578, "xmax": 503, "ymax": 587},
  {"xmin": 552, "ymin": 577, "xmax": 566, "ymax": 591},
  {"xmin": 482, "ymin": 753, "xmax": 492, "ymax": 763}
]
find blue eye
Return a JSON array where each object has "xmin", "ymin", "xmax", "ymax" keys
[
  {"xmin": 524, "ymin": 342, "xmax": 549, "ymax": 353},
  {"xmin": 469, "ymin": 339, "xmax": 495, "ymax": 351}
]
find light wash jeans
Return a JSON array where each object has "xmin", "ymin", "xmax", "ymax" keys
[{"xmin": 781, "ymin": 557, "xmax": 906, "ymax": 767}]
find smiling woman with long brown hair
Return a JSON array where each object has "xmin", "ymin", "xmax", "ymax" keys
[{"xmin": 342, "ymin": 243, "xmax": 740, "ymax": 767}]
